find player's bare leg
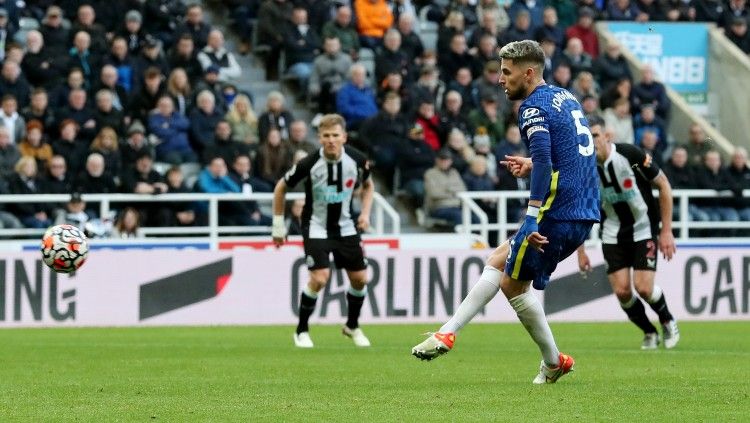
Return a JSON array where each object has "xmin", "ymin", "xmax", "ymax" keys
[
  {"xmin": 412, "ymin": 241, "xmax": 509, "ymax": 360},
  {"xmin": 293, "ymin": 268, "xmax": 329, "ymax": 348},
  {"xmin": 634, "ymin": 270, "xmax": 679, "ymax": 348},
  {"xmin": 609, "ymin": 269, "xmax": 659, "ymax": 349},
  {"xmin": 341, "ymin": 269, "xmax": 371, "ymax": 347}
]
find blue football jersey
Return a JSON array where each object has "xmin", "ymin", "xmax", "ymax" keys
[{"xmin": 518, "ymin": 84, "xmax": 600, "ymax": 222}]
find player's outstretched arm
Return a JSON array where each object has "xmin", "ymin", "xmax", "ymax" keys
[
  {"xmin": 500, "ymin": 155, "xmax": 533, "ymax": 178},
  {"xmin": 358, "ymin": 178, "xmax": 374, "ymax": 232},
  {"xmin": 272, "ymin": 179, "xmax": 288, "ymax": 247},
  {"xmin": 652, "ymin": 171, "xmax": 676, "ymax": 260}
]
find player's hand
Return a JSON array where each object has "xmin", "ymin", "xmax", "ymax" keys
[
  {"xmin": 357, "ymin": 213, "xmax": 370, "ymax": 232},
  {"xmin": 659, "ymin": 229, "xmax": 676, "ymax": 261},
  {"xmin": 519, "ymin": 215, "xmax": 548, "ymax": 253},
  {"xmin": 577, "ymin": 250, "xmax": 592, "ymax": 276},
  {"xmin": 272, "ymin": 215, "xmax": 287, "ymax": 248},
  {"xmin": 500, "ymin": 155, "xmax": 532, "ymax": 178}
]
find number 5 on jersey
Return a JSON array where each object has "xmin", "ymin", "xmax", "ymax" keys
[{"xmin": 572, "ymin": 110, "xmax": 594, "ymax": 157}]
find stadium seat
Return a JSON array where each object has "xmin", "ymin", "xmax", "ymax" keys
[
  {"xmin": 417, "ymin": 7, "xmax": 438, "ymax": 51},
  {"xmin": 152, "ymin": 162, "xmax": 172, "ymax": 176},
  {"xmin": 179, "ymin": 163, "xmax": 201, "ymax": 181},
  {"xmin": 358, "ymin": 48, "xmax": 376, "ymax": 82}
]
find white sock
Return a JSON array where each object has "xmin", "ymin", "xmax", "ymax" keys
[
  {"xmin": 439, "ymin": 266, "xmax": 501, "ymax": 333},
  {"xmin": 647, "ymin": 285, "xmax": 663, "ymax": 304},
  {"xmin": 620, "ymin": 294, "xmax": 637, "ymax": 309},
  {"xmin": 303, "ymin": 285, "xmax": 319, "ymax": 299},
  {"xmin": 509, "ymin": 291, "xmax": 560, "ymax": 367},
  {"xmin": 348, "ymin": 286, "xmax": 367, "ymax": 297}
]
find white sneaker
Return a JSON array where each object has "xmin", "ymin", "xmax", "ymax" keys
[
  {"xmin": 342, "ymin": 326, "xmax": 371, "ymax": 347},
  {"xmin": 662, "ymin": 320, "xmax": 680, "ymax": 349},
  {"xmin": 411, "ymin": 332, "xmax": 454, "ymax": 361},
  {"xmin": 293, "ymin": 332, "xmax": 314, "ymax": 348},
  {"xmin": 641, "ymin": 332, "xmax": 660, "ymax": 350},
  {"xmin": 532, "ymin": 353, "xmax": 575, "ymax": 384}
]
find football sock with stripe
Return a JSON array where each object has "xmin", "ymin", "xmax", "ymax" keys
[
  {"xmin": 296, "ymin": 286, "xmax": 318, "ymax": 334},
  {"xmin": 646, "ymin": 285, "xmax": 674, "ymax": 324},
  {"xmin": 509, "ymin": 291, "xmax": 560, "ymax": 367},
  {"xmin": 345, "ymin": 286, "xmax": 367, "ymax": 329},
  {"xmin": 439, "ymin": 266, "xmax": 501, "ymax": 334},
  {"xmin": 621, "ymin": 295, "xmax": 657, "ymax": 334}
]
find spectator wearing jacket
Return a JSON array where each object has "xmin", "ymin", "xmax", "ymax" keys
[
  {"xmin": 197, "ymin": 29, "xmax": 242, "ymax": 83},
  {"xmin": 397, "ymin": 124, "xmax": 436, "ymax": 207},
  {"xmin": 322, "ymin": 6, "xmax": 360, "ymax": 59},
  {"xmin": 565, "ymin": 7, "xmax": 599, "ymax": 59},
  {"xmin": 355, "ymin": 0, "xmax": 394, "ymax": 49},
  {"xmin": 148, "ymin": 95, "xmax": 196, "ymax": 164},
  {"xmin": 309, "ymin": 37, "xmax": 352, "ymax": 115},
  {"xmin": 336, "ymin": 64, "xmax": 378, "ymax": 131},
  {"xmin": 424, "ymin": 149, "xmax": 470, "ymax": 227}
]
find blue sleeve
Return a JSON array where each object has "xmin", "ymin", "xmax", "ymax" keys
[{"xmin": 528, "ymin": 129, "xmax": 552, "ymax": 203}]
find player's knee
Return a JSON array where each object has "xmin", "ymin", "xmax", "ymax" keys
[
  {"xmin": 486, "ymin": 241, "xmax": 509, "ymax": 272},
  {"xmin": 634, "ymin": 284, "xmax": 653, "ymax": 300},
  {"xmin": 309, "ymin": 270, "xmax": 330, "ymax": 290},
  {"xmin": 613, "ymin": 286, "xmax": 633, "ymax": 301}
]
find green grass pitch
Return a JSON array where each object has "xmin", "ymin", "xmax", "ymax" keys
[{"xmin": 1, "ymin": 322, "xmax": 749, "ymax": 421}]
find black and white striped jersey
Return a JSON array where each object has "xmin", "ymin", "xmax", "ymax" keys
[
  {"xmin": 283, "ymin": 146, "xmax": 371, "ymax": 239},
  {"xmin": 597, "ymin": 143, "xmax": 661, "ymax": 244}
]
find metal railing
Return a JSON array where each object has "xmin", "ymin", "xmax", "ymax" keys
[
  {"xmin": 0, "ymin": 192, "xmax": 401, "ymax": 249},
  {"xmin": 458, "ymin": 189, "xmax": 750, "ymax": 242}
]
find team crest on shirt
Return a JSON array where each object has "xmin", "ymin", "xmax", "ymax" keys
[{"xmin": 522, "ymin": 108, "xmax": 540, "ymax": 119}]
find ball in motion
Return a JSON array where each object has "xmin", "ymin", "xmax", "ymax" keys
[{"xmin": 40, "ymin": 224, "xmax": 89, "ymax": 273}]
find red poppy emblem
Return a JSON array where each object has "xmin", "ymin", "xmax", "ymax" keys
[
  {"xmin": 345, "ymin": 179, "xmax": 355, "ymax": 188},
  {"xmin": 623, "ymin": 178, "xmax": 633, "ymax": 189}
]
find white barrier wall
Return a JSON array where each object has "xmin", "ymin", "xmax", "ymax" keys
[{"xmin": 1, "ymin": 246, "xmax": 748, "ymax": 327}]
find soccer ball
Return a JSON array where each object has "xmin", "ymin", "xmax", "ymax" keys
[{"xmin": 40, "ymin": 224, "xmax": 89, "ymax": 273}]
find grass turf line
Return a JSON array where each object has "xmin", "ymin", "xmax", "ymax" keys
[{"xmin": 0, "ymin": 322, "xmax": 748, "ymax": 421}]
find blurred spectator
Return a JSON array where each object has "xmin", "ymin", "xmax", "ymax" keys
[
  {"xmin": 470, "ymin": 8, "xmax": 503, "ymax": 49},
  {"xmin": 120, "ymin": 120, "xmax": 153, "ymax": 169},
  {"xmin": 634, "ymin": 104, "xmax": 667, "ymax": 152},
  {"xmin": 571, "ymin": 71, "xmax": 599, "ymax": 101},
  {"xmin": 230, "ymin": 153, "xmax": 273, "ymax": 194},
  {"xmin": 7, "ymin": 156, "xmax": 51, "ymax": 228},
  {"xmin": 53, "ymin": 192, "xmax": 91, "ymax": 228},
  {"xmin": 540, "ymin": 37, "xmax": 565, "ymax": 81},
  {"xmin": 397, "ymin": 14, "xmax": 424, "ymax": 64},
  {"xmin": 225, "ymin": 155, "xmax": 273, "ymax": 227},
  {"xmin": 322, "ymin": 6, "xmax": 360, "ymax": 60},
  {"xmin": 638, "ymin": 129, "xmax": 663, "ymax": 167},
  {"xmin": 282, "ymin": 8, "xmax": 320, "ymax": 92},
  {"xmin": 21, "ymin": 31, "xmax": 64, "ymax": 91},
  {"xmin": 165, "ymin": 68, "xmax": 193, "ymax": 117},
  {"xmin": 471, "ymin": 61, "xmax": 508, "ymax": 119},
  {"xmin": 565, "ymin": 8, "xmax": 599, "ymax": 59},
  {"xmin": 105, "ymin": 37, "xmax": 137, "ymax": 94},
  {"xmin": 633, "ymin": 65, "xmax": 670, "ymax": 119},
  {"xmin": 119, "ymin": 10, "xmax": 148, "ymax": 55},
  {"xmin": 94, "ymin": 66, "xmax": 129, "ymax": 113},
  {"xmin": 469, "ymin": 94, "xmax": 505, "ymax": 146},
  {"xmin": 695, "ymin": 150, "xmax": 740, "ymax": 221},
  {"xmin": 134, "ymin": 36, "xmax": 171, "ymax": 85},
  {"xmin": 375, "ymin": 29, "xmax": 411, "ymax": 85},
  {"xmin": 378, "ymin": 71, "xmax": 415, "ymax": 113},
  {"xmin": 0, "ymin": 56, "xmax": 31, "ymax": 108},
  {"xmin": 685, "ymin": 123, "xmax": 712, "ymax": 166},
  {"xmin": 90, "ymin": 127, "xmax": 122, "ymax": 179},
  {"xmin": 437, "ymin": 11, "xmax": 465, "ymax": 55},
  {"xmin": 603, "ymin": 98, "xmax": 635, "ymax": 144},
  {"xmin": 74, "ymin": 152, "xmax": 117, "ymax": 195},
  {"xmin": 176, "ymin": 4, "xmax": 211, "ymax": 50},
  {"xmin": 41, "ymin": 155, "xmax": 72, "ymax": 195},
  {"xmin": 355, "ymin": 0, "xmax": 394, "ymax": 49},
  {"xmin": 727, "ymin": 17, "xmax": 750, "ymax": 53},
  {"xmin": 397, "ymin": 124, "xmax": 435, "ymax": 207},
  {"xmin": 256, "ymin": 128, "xmax": 293, "ymax": 185},
  {"xmin": 637, "ymin": 0, "xmax": 667, "ymax": 20},
  {"xmin": 472, "ymin": 33, "xmax": 501, "ymax": 77},
  {"xmin": 414, "ymin": 98, "xmax": 444, "ymax": 151},
  {"xmin": 68, "ymin": 31, "xmax": 102, "ymax": 86},
  {"xmin": 595, "ymin": 43, "xmax": 632, "ymax": 91},
  {"xmin": 202, "ymin": 120, "xmax": 250, "ymax": 166},
  {"xmin": 451, "ymin": 0, "xmax": 479, "ymax": 27},
  {"xmin": 534, "ymin": 7, "xmax": 566, "ymax": 49},
  {"xmin": 259, "ymin": 91, "xmax": 295, "ymax": 141},
  {"xmin": 226, "ymin": 94, "xmax": 259, "ymax": 146},
  {"xmin": 608, "ymin": 0, "xmax": 645, "ymax": 20},
  {"xmin": 447, "ymin": 68, "xmax": 476, "ymax": 113},
  {"xmin": 503, "ymin": 9, "xmax": 535, "ymax": 45},
  {"xmin": 169, "ymin": 34, "xmax": 204, "ymax": 86},
  {"xmin": 444, "ymin": 128, "xmax": 476, "ymax": 175},
  {"xmin": 57, "ymin": 88, "xmax": 97, "ymax": 142},
  {"xmin": 120, "ymin": 151, "xmax": 169, "ymax": 226},
  {"xmin": 581, "ymin": 94, "xmax": 602, "ymax": 121},
  {"xmin": 463, "ymin": 156, "xmax": 497, "ymax": 219},
  {"xmin": 164, "ymin": 166, "xmax": 198, "ymax": 227},
  {"xmin": 111, "ymin": 207, "xmax": 142, "ymax": 238},
  {"xmin": 0, "ymin": 125, "xmax": 19, "ymax": 179},
  {"xmin": 360, "ymin": 92, "xmax": 408, "ymax": 185},
  {"xmin": 22, "ymin": 89, "xmax": 56, "ymax": 140},
  {"xmin": 477, "ymin": 0, "xmax": 511, "ymax": 31},
  {"xmin": 509, "ymin": 0, "xmax": 545, "ymax": 30},
  {"xmin": 93, "ymin": 90, "xmax": 125, "ymax": 135},
  {"xmin": 424, "ymin": 149, "xmax": 469, "ymax": 227},
  {"xmin": 288, "ymin": 120, "xmax": 317, "ymax": 155},
  {"xmin": 193, "ymin": 65, "xmax": 226, "ymax": 112},
  {"xmin": 70, "ymin": 4, "xmax": 107, "ymax": 54},
  {"xmin": 664, "ymin": 0, "xmax": 697, "ymax": 21},
  {"xmin": 413, "ymin": 66, "xmax": 446, "ymax": 111},
  {"xmin": 551, "ymin": 63, "xmax": 573, "ymax": 90},
  {"xmin": 563, "ymin": 38, "xmax": 594, "ymax": 79},
  {"xmin": 336, "ymin": 64, "xmax": 378, "ymax": 131},
  {"xmin": 148, "ymin": 95, "xmax": 196, "ymax": 164},
  {"xmin": 694, "ymin": 0, "xmax": 726, "ymax": 22},
  {"xmin": 1, "ymin": 94, "xmax": 24, "ymax": 145},
  {"xmin": 661, "ymin": 145, "xmax": 709, "ymax": 221},
  {"xmin": 494, "ymin": 124, "xmax": 528, "ymax": 178},
  {"xmin": 52, "ymin": 119, "xmax": 88, "ymax": 177},
  {"xmin": 729, "ymin": 147, "xmax": 750, "ymax": 221},
  {"xmin": 189, "ymin": 90, "xmax": 223, "ymax": 156},
  {"xmin": 472, "ymin": 129, "xmax": 498, "ymax": 178},
  {"xmin": 439, "ymin": 33, "xmax": 475, "ymax": 84},
  {"xmin": 600, "ymin": 77, "xmax": 634, "ymax": 111},
  {"xmin": 51, "ymin": 68, "xmax": 85, "ymax": 111},
  {"xmin": 40, "ymin": 6, "xmax": 69, "ymax": 57},
  {"xmin": 18, "ymin": 120, "xmax": 52, "ymax": 169},
  {"xmin": 198, "ymin": 29, "xmax": 242, "ymax": 83},
  {"xmin": 309, "ymin": 36, "xmax": 352, "ymax": 115},
  {"xmin": 286, "ymin": 198, "xmax": 305, "ymax": 235},
  {"xmin": 129, "ymin": 67, "xmax": 166, "ymax": 125},
  {"xmin": 257, "ymin": 0, "xmax": 293, "ymax": 81},
  {"xmin": 440, "ymin": 90, "xmax": 474, "ymax": 136}
]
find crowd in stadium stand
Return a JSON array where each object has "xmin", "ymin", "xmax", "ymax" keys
[{"xmin": 0, "ymin": 0, "xmax": 750, "ymax": 237}]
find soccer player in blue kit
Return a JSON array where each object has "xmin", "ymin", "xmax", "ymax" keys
[{"xmin": 412, "ymin": 40, "xmax": 600, "ymax": 384}]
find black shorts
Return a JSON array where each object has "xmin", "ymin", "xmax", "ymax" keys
[
  {"xmin": 602, "ymin": 238, "xmax": 658, "ymax": 274},
  {"xmin": 303, "ymin": 235, "xmax": 368, "ymax": 271}
]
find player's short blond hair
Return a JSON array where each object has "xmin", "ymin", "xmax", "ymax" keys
[
  {"xmin": 499, "ymin": 40, "xmax": 546, "ymax": 70},
  {"xmin": 318, "ymin": 114, "xmax": 347, "ymax": 132}
]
